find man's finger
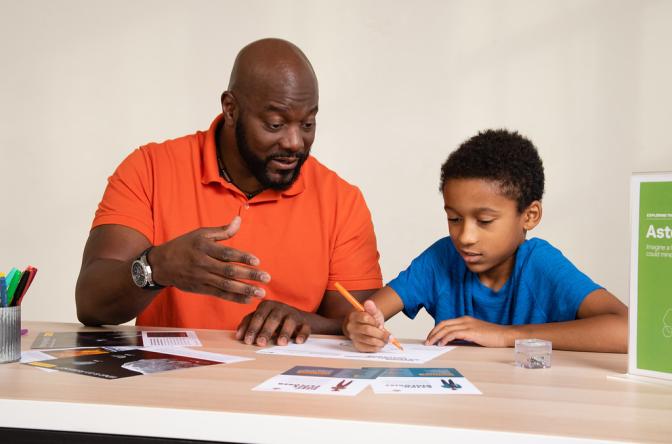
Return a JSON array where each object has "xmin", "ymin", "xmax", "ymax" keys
[
  {"xmin": 276, "ymin": 316, "xmax": 298, "ymax": 346},
  {"xmin": 203, "ymin": 243, "xmax": 263, "ymax": 269},
  {"xmin": 235, "ymin": 313, "xmax": 252, "ymax": 340},
  {"xmin": 204, "ymin": 216, "xmax": 242, "ymax": 242},
  {"xmin": 255, "ymin": 309, "xmax": 285, "ymax": 347},
  {"xmin": 204, "ymin": 285, "xmax": 252, "ymax": 305},
  {"xmin": 243, "ymin": 303, "xmax": 272, "ymax": 345},
  {"xmin": 294, "ymin": 323, "xmax": 311, "ymax": 344},
  {"xmin": 205, "ymin": 271, "xmax": 266, "ymax": 298}
]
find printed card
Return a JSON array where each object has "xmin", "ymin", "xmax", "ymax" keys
[
  {"xmin": 367, "ymin": 368, "xmax": 482, "ymax": 394},
  {"xmin": 24, "ymin": 349, "xmax": 221, "ymax": 379},
  {"xmin": 253, "ymin": 366, "xmax": 386, "ymax": 396}
]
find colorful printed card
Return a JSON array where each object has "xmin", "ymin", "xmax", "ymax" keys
[
  {"xmin": 253, "ymin": 366, "xmax": 386, "ymax": 396},
  {"xmin": 367, "ymin": 367, "xmax": 482, "ymax": 395}
]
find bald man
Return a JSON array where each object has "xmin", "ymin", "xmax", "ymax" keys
[{"xmin": 75, "ymin": 39, "xmax": 382, "ymax": 346}]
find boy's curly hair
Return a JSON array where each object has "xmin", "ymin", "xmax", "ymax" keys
[{"xmin": 440, "ymin": 129, "xmax": 545, "ymax": 212}]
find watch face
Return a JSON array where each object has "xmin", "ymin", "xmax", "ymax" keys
[{"xmin": 131, "ymin": 260, "xmax": 148, "ymax": 287}]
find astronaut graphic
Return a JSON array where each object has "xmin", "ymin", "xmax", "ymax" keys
[{"xmin": 663, "ymin": 309, "xmax": 672, "ymax": 338}]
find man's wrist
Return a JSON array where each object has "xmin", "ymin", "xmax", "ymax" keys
[
  {"xmin": 145, "ymin": 246, "xmax": 165, "ymax": 287},
  {"xmin": 131, "ymin": 247, "xmax": 165, "ymax": 290}
]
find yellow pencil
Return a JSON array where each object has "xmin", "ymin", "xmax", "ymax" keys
[{"xmin": 334, "ymin": 282, "xmax": 404, "ymax": 351}]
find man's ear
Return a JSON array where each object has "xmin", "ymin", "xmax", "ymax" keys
[
  {"xmin": 221, "ymin": 91, "xmax": 238, "ymax": 128},
  {"xmin": 522, "ymin": 200, "xmax": 542, "ymax": 231}
]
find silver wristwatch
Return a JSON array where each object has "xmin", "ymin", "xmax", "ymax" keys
[{"xmin": 131, "ymin": 247, "xmax": 164, "ymax": 290}]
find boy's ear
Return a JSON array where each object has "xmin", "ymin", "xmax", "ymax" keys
[{"xmin": 522, "ymin": 200, "xmax": 542, "ymax": 231}]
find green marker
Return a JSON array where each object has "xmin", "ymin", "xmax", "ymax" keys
[{"xmin": 5, "ymin": 267, "xmax": 21, "ymax": 306}]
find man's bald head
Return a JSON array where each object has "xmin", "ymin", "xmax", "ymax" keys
[{"xmin": 228, "ymin": 38, "xmax": 318, "ymax": 103}]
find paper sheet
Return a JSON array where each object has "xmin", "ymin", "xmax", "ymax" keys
[{"xmin": 257, "ymin": 338, "xmax": 453, "ymax": 363}]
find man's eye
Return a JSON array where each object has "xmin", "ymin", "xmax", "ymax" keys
[
  {"xmin": 267, "ymin": 122, "xmax": 283, "ymax": 130},
  {"xmin": 302, "ymin": 121, "xmax": 315, "ymax": 130}
]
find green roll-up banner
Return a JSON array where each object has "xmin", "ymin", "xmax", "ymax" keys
[{"xmin": 629, "ymin": 173, "xmax": 672, "ymax": 381}]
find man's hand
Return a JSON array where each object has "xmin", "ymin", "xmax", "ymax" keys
[
  {"xmin": 425, "ymin": 316, "xmax": 512, "ymax": 347},
  {"xmin": 235, "ymin": 300, "xmax": 311, "ymax": 347},
  {"xmin": 151, "ymin": 216, "xmax": 271, "ymax": 304},
  {"xmin": 342, "ymin": 300, "xmax": 389, "ymax": 352}
]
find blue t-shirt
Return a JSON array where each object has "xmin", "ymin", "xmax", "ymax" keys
[{"xmin": 388, "ymin": 237, "xmax": 601, "ymax": 325}]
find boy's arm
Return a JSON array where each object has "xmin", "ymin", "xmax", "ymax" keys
[
  {"xmin": 426, "ymin": 289, "xmax": 628, "ymax": 353},
  {"xmin": 369, "ymin": 286, "xmax": 406, "ymax": 320},
  {"xmin": 511, "ymin": 289, "xmax": 627, "ymax": 352}
]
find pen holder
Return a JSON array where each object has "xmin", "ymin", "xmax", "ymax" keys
[{"xmin": 0, "ymin": 306, "xmax": 21, "ymax": 363}]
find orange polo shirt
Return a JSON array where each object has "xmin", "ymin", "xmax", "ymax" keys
[{"xmin": 92, "ymin": 114, "xmax": 382, "ymax": 330}]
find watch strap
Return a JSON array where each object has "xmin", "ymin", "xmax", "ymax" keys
[{"xmin": 138, "ymin": 247, "xmax": 165, "ymax": 290}]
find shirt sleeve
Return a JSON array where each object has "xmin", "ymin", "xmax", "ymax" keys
[
  {"xmin": 326, "ymin": 187, "xmax": 382, "ymax": 291},
  {"xmin": 91, "ymin": 147, "xmax": 155, "ymax": 242},
  {"xmin": 387, "ymin": 238, "xmax": 448, "ymax": 320},
  {"xmin": 523, "ymin": 240, "xmax": 602, "ymax": 322}
]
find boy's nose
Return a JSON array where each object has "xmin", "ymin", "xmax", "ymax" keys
[{"xmin": 458, "ymin": 222, "xmax": 478, "ymax": 246}]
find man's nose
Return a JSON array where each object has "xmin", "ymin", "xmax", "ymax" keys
[{"xmin": 280, "ymin": 125, "xmax": 304, "ymax": 153}]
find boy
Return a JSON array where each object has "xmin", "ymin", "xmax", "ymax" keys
[{"xmin": 344, "ymin": 130, "xmax": 627, "ymax": 352}]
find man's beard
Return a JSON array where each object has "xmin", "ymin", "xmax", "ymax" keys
[{"xmin": 235, "ymin": 119, "xmax": 309, "ymax": 191}]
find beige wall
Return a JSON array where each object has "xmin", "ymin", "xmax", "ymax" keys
[{"xmin": 1, "ymin": 0, "xmax": 670, "ymax": 339}]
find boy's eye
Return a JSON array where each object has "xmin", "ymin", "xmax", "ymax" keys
[
  {"xmin": 478, "ymin": 219, "xmax": 494, "ymax": 225},
  {"xmin": 447, "ymin": 217, "xmax": 462, "ymax": 223}
]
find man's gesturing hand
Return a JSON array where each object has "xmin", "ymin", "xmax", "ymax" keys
[
  {"xmin": 150, "ymin": 216, "xmax": 271, "ymax": 303},
  {"xmin": 235, "ymin": 300, "xmax": 311, "ymax": 347}
]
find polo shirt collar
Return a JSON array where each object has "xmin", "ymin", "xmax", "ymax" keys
[
  {"xmin": 200, "ymin": 114, "xmax": 306, "ymax": 200},
  {"xmin": 201, "ymin": 113, "xmax": 227, "ymax": 186}
]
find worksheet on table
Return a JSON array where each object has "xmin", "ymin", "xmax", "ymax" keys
[{"xmin": 257, "ymin": 338, "xmax": 453, "ymax": 364}]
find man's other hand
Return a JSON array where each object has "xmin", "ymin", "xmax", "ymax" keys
[{"xmin": 235, "ymin": 300, "xmax": 311, "ymax": 346}]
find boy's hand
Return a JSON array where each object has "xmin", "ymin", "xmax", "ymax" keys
[
  {"xmin": 425, "ymin": 316, "xmax": 513, "ymax": 347},
  {"xmin": 343, "ymin": 300, "xmax": 390, "ymax": 352}
]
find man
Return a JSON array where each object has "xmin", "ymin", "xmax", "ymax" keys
[{"xmin": 75, "ymin": 38, "xmax": 382, "ymax": 347}]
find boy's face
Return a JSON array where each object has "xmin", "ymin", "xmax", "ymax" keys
[{"xmin": 443, "ymin": 178, "xmax": 541, "ymax": 290}]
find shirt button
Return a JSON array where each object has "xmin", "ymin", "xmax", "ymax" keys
[{"xmin": 244, "ymin": 204, "xmax": 250, "ymax": 209}]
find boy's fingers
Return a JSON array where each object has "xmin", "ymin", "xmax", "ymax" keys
[
  {"xmin": 352, "ymin": 311, "xmax": 378, "ymax": 327},
  {"xmin": 363, "ymin": 300, "xmax": 385, "ymax": 326},
  {"xmin": 356, "ymin": 323, "xmax": 389, "ymax": 341},
  {"xmin": 351, "ymin": 333, "xmax": 386, "ymax": 350},
  {"xmin": 426, "ymin": 327, "xmax": 453, "ymax": 345},
  {"xmin": 427, "ymin": 318, "xmax": 464, "ymax": 339}
]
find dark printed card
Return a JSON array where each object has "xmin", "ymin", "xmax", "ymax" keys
[
  {"xmin": 25, "ymin": 349, "xmax": 221, "ymax": 379},
  {"xmin": 31, "ymin": 331, "xmax": 143, "ymax": 349}
]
